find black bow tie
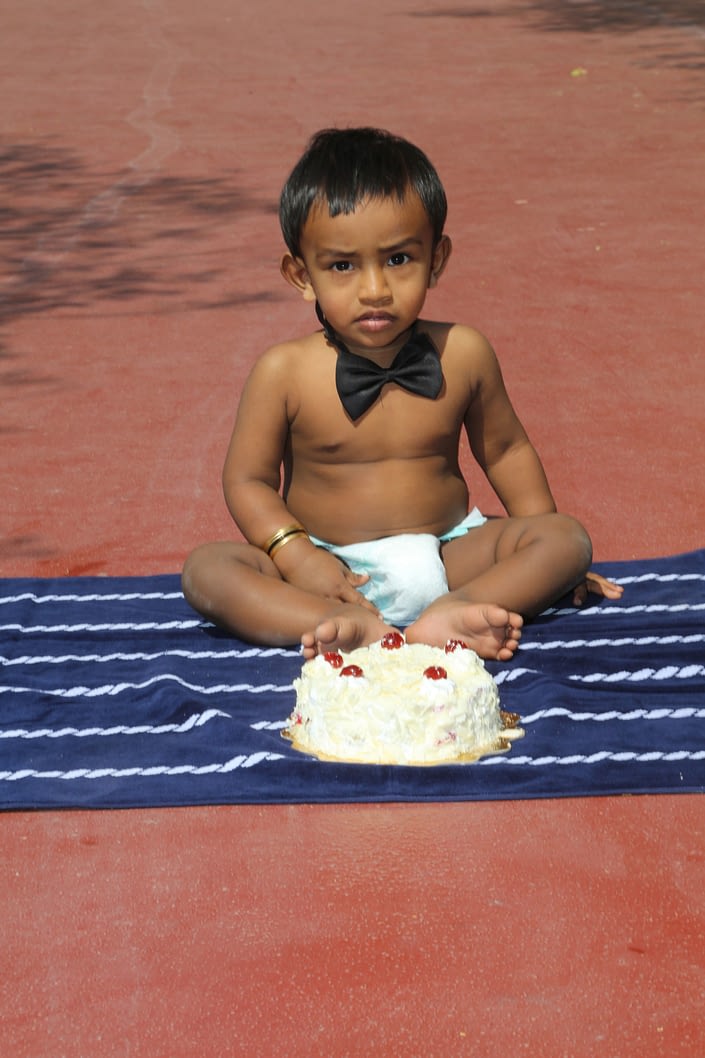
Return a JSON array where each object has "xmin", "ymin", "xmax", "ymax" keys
[{"xmin": 316, "ymin": 303, "xmax": 443, "ymax": 421}]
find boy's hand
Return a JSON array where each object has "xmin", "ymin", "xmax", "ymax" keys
[
  {"xmin": 284, "ymin": 547, "xmax": 382, "ymax": 616},
  {"xmin": 572, "ymin": 571, "xmax": 624, "ymax": 607}
]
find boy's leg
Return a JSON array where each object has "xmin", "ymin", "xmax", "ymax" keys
[
  {"xmin": 405, "ymin": 513, "xmax": 592, "ymax": 658},
  {"xmin": 441, "ymin": 512, "xmax": 592, "ymax": 612},
  {"xmin": 181, "ymin": 541, "xmax": 391, "ymax": 649}
]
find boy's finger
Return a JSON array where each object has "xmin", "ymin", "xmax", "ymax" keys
[{"xmin": 345, "ymin": 570, "xmax": 370, "ymax": 587}]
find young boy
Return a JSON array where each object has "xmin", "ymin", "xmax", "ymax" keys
[{"xmin": 182, "ymin": 127, "xmax": 622, "ymax": 662}]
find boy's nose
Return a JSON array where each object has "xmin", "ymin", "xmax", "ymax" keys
[{"xmin": 358, "ymin": 265, "xmax": 391, "ymax": 303}]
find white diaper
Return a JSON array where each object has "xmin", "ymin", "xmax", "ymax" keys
[
  {"xmin": 310, "ymin": 510, "xmax": 486, "ymax": 625},
  {"xmin": 313, "ymin": 532, "xmax": 448, "ymax": 625},
  {"xmin": 309, "ymin": 509, "xmax": 487, "ymax": 625}
]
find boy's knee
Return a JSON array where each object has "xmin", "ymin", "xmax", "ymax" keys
[
  {"xmin": 182, "ymin": 540, "xmax": 268, "ymax": 611},
  {"xmin": 182, "ymin": 545, "xmax": 204, "ymax": 603},
  {"xmin": 181, "ymin": 543, "xmax": 224, "ymax": 610},
  {"xmin": 554, "ymin": 513, "xmax": 592, "ymax": 572}
]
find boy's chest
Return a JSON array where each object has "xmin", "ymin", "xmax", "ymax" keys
[{"xmin": 291, "ymin": 378, "xmax": 468, "ymax": 463}]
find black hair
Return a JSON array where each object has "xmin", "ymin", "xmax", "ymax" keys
[{"xmin": 279, "ymin": 127, "xmax": 447, "ymax": 257}]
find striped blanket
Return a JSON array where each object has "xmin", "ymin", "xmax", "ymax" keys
[{"xmin": 1, "ymin": 550, "xmax": 703, "ymax": 809}]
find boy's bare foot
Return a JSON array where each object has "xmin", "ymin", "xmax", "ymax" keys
[
  {"xmin": 301, "ymin": 607, "xmax": 395, "ymax": 661},
  {"xmin": 405, "ymin": 601, "xmax": 523, "ymax": 661}
]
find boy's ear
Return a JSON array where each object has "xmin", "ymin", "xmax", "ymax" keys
[
  {"xmin": 281, "ymin": 253, "xmax": 316, "ymax": 302},
  {"xmin": 428, "ymin": 234, "xmax": 452, "ymax": 289}
]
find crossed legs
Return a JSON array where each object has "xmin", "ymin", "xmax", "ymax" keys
[{"xmin": 182, "ymin": 513, "xmax": 592, "ymax": 661}]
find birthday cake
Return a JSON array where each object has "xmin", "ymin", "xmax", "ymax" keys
[{"xmin": 285, "ymin": 632, "xmax": 523, "ymax": 765}]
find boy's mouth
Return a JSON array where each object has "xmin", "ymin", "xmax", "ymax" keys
[{"xmin": 356, "ymin": 312, "xmax": 396, "ymax": 332}]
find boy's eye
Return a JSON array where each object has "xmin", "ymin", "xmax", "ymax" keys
[
  {"xmin": 331, "ymin": 261, "xmax": 353, "ymax": 273},
  {"xmin": 388, "ymin": 252, "xmax": 410, "ymax": 267}
]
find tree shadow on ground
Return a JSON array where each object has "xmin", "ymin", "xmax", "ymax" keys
[
  {"xmin": 0, "ymin": 140, "xmax": 282, "ymax": 381},
  {"xmin": 411, "ymin": 2, "xmax": 705, "ymax": 82},
  {"xmin": 412, "ymin": 1, "xmax": 705, "ymax": 31},
  {"xmin": 518, "ymin": 0, "xmax": 704, "ymax": 34}
]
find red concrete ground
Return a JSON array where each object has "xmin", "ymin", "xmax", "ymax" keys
[{"xmin": 2, "ymin": 2, "xmax": 704, "ymax": 1055}]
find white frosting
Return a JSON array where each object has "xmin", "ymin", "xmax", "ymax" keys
[{"xmin": 286, "ymin": 640, "xmax": 522, "ymax": 765}]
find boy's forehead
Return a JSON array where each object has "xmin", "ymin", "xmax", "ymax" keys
[{"xmin": 301, "ymin": 191, "xmax": 433, "ymax": 249}]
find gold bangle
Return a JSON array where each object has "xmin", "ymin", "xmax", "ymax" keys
[
  {"xmin": 268, "ymin": 529, "xmax": 308, "ymax": 559},
  {"xmin": 262, "ymin": 524, "xmax": 306, "ymax": 557}
]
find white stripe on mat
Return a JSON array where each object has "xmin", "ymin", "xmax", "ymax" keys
[
  {"xmin": 0, "ymin": 646, "xmax": 299, "ymax": 666},
  {"xmin": 521, "ymin": 633, "xmax": 705, "ymax": 651},
  {"xmin": 520, "ymin": 706, "xmax": 705, "ymax": 724},
  {"xmin": 494, "ymin": 666, "xmax": 704, "ymax": 685},
  {"xmin": 0, "ymin": 752, "xmax": 286, "ymax": 782},
  {"xmin": 570, "ymin": 665, "xmax": 704, "ymax": 683},
  {"xmin": 543, "ymin": 602, "xmax": 705, "ymax": 617},
  {"xmin": 2, "ymin": 569, "xmax": 702, "ymax": 606},
  {"xmin": 0, "ymin": 621, "xmax": 203, "ymax": 633},
  {"xmin": 0, "ymin": 709, "xmax": 231, "ymax": 740},
  {"xmin": 479, "ymin": 749, "xmax": 705, "ymax": 767},
  {"xmin": 0, "ymin": 676, "xmax": 293, "ymax": 698},
  {"xmin": 614, "ymin": 573, "xmax": 705, "ymax": 585},
  {"xmin": 1, "ymin": 750, "xmax": 702, "ymax": 782},
  {"xmin": 0, "ymin": 591, "xmax": 185, "ymax": 605},
  {"xmin": 537, "ymin": 605, "xmax": 702, "ymax": 617}
]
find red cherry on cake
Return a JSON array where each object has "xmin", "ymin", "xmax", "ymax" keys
[
  {"xmin": 423, "ymin": 666, "xmax": 448, "ymax": 680},
  {"xmin": 445, "ymin": 639, "xmax": 470, "ymax": 653},
  {"xmin": 381, "ymin": 631, "xmax": 405, "ymax": 650},
  {"xmin": 340, "ymin": 665, "xmax": 364, "ymax": 678},
  {"xmin": 323, "ymin": 652, "xmax": 344, "ymax": 668}
]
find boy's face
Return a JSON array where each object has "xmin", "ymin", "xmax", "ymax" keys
[{"xmin": 282, "ymin": 191, "xmax": 451, "ymax": 357}]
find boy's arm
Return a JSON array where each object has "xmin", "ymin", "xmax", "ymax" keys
[
  {"xmin": 463, "ymin": 333, "xmax": 623, "ymax": 602},
  {"xmin": 222, "ymin": 345, "xmax": 298, "ymax": 541},
  {"xmin": 463, "ymin": 336, "xmax": 556, "ymax": 517},
  {"xmin": 221, "ymin": 345, "xmax": 380, "ymax": 612}
]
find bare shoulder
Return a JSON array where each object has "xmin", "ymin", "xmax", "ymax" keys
[
  {"xmin": 422, "ymin": 319, "xmax": 493, "ymax": 355},
  {"xmin": 244, "ymin": 330, "xmax": 327, "ymax": 392},
  {"xmin": 248, "ymin": 330, "xmax": 320, "ymax": 377},
  {"xmin": 422, "ymin": 320, "xmax": 501, "ymax": 382},
  {"xmin": 241, "ymin": 329, "xmax": 335, "ymax": 422}
]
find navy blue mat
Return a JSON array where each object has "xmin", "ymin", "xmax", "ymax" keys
[{"xmin": 1, "ymin": 551, "xmax": 703, "ymax": 809}]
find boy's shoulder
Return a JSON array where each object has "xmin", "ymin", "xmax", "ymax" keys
[
  {"xmin": 258, "ymin": 328, "xmax": 328, "ymax": 363},
  {"xmin": 421, "ymin": 319, "xmax": 496, "ymax": 361},
  {"xmin": 247, "ymin": 329, "xmax": 329, "ymax": 381}
]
